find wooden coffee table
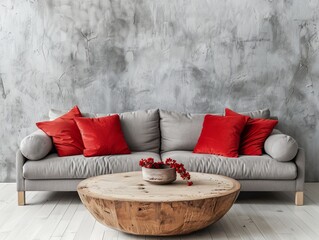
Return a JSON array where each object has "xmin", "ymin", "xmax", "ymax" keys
[{"xmin": 77, "ymin": 172, "xmax": 240, "ymax": 236}]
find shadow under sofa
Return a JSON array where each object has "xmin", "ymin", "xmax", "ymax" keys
[{"xmin": 16, "ymin": 109, "xmax": 305, "ymax": 206}]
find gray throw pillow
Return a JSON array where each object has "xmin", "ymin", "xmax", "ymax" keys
[
  {"xmin": 264, "ymin": 134, "xmax": 298, "ymax": 162},
  {"xmin": 20, "ymin": 130, "xmax": 53, "ymax": 160}
]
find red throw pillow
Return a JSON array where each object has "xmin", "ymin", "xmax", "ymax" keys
[
  {"xmin": 74, "ymin": 115, "xmax": 131, "ymax": 157},
  {"xmin": 193, "ymin": 115, "xmax": 248, "ymax": 157},
  {"xmin": 36, "ymin": 106, "xmax": 84, "ymax": 157},
  {"xmin": 225, "ymin": 108, "xmax": 278, "ymax": 155}
]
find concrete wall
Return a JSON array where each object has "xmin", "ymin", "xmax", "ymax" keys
[{"xmin": 0, "ymin": 0, "xmax": 318, "ymax": 182}]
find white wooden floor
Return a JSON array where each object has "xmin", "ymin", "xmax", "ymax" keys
[{"xmin": 0, "ymin": 183, "xmax": 319, "ymax": 240}]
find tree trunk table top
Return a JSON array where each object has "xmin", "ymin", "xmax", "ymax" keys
[{"xmin": 77, "ymin": 172, "xmax": 240, "ymax": 236}]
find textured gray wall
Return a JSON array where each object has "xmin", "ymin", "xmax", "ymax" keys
[{"xmin": 0, "ymin": 0, "xmax": 318, "ymax": 182}]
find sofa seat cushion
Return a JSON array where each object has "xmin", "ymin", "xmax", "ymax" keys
[
  {"xmin": 161, "ymin": 151, "xmax": 297, "ymax": 180},
  {"xmin": 23, "ymin": 152, "xmax": 160, "ymax": 180}
]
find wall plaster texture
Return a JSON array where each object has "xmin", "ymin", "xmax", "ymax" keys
[{"xmin": 0, "ymin": 0, "xmax": 318, "ymax": 181}]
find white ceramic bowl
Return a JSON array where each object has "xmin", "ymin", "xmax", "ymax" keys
[{"xmin": 142, "ymin": 166, "xmax": 176, "ymax": 184}]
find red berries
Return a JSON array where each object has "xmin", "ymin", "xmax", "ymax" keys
[
  {"xmin": 139, "ymin": 158, "xmax": 162, "ymax": 169},
  {"xmin": 139, "ymin": 158, "xmax": 193, "ymax": 186}
]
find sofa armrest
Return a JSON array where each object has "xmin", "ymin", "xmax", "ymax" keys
[
  {"xmin": 294, "ymin": 148, "xmax": 305, "ymax": 191},
  {"xmin": 16, "ymin": 150, "xmax": 26, "ymax": 191}
]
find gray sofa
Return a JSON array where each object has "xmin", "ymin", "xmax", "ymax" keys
[{"xmin": 16, "ymin": 109, "xmax": 305, "ymax": 206}]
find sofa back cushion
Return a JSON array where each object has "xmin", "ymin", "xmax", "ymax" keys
[
  {"xmin": 49, "ymin": 109, "xmax": 96, "ymax": 119},
  {"xmin": 238, "ymin": 108, "xmax": 270, "ymax": 119},
  {"xmin": 160, "ymin": 110, "xmax": 207, "ymax": 152},
  {"xmin": 49, "ymin": 109, "xmax": 160, "ymax": 153},
  {"xmin": 96, "ymin": 109, "xmax": 160, "ymax": 153},
  {"xmin": 160, "ymin": 108, "xmax": 270, "ymax": 152}
]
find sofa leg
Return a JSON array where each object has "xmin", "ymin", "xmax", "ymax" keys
[
  {"xmin": 295, "ymin": 191, "xmax": 304, "ymax": 206},
  {"xmin": 18, "ymin": 191, "xmax": 25, "ymax": 206}
]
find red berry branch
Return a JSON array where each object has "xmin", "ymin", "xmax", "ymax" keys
[{"xmin": 139, "ymin": 158, "xmax": 193, "ymax": 186}]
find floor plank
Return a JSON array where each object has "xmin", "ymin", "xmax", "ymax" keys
[
  {"xmin": 0, "ymin": 184, "xmax": 318, "ymax": 240},
  {"xmin": 207, "ymin": 221, "xmax": 228, "ymax": 240},
  {"xmin": 103, "ymin": 225, "xmax": 119, "ymax": 240},
  {"xmin": 0, "ymin": 192, "xmax": 57, "ymax": 238},
  {"xmin": 5, "ymin": 192, "xmax": 65, "ymax": 240},
  {"xmin": 73, "ymin": 212, "xmax": 96, "ymax": 240},
  {"xmin": 231, "ymin": 204, "xmax": 266, "ymax": 240},
  {"xmin": 51, "ymin": 197, "xmax": 79, "ymax": 238},
  {"xmin": 60, "ymin": 202, "xmax": 87, "ymax": 240}
]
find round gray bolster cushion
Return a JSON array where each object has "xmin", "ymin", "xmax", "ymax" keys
[
  {"xmin": 20, "ymin": 130, "xmax": 53, "ymax": 160},
  {"xmin": 264, "ymin": 134, "xmax": 298, "ymax": 162}
]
